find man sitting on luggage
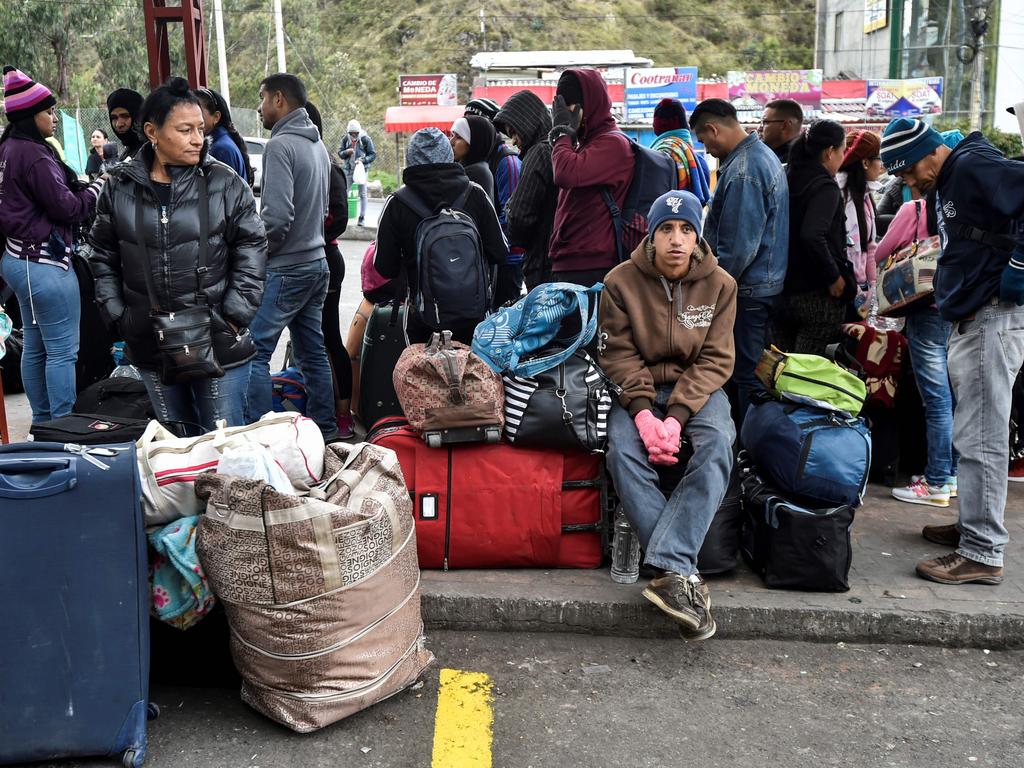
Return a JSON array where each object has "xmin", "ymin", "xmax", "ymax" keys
[
  {"xmin": 600, "ymin": 190, "xmax": 738, "ymax": 641},
  {"xmin": 374, "ymin": 127, "xmax": 507, "ymax": 345}
]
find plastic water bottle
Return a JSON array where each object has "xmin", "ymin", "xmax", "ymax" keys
[
  {"xmin": 111, "ymin": 363, "xmax": 143, "ymax": 380},
  {"xmin": 610, "ymin": 509, "xmax": 640, "ymax": 584}
]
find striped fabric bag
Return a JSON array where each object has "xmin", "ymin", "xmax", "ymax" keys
[{"xmin": 502, "ymin": 349, "xmax": 615, "ymax": 453}]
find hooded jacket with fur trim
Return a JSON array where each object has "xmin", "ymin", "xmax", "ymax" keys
[
  {"xmin": 549, "ymin": 68, "xmax": 634, "ymax": 273},
  {"xmin": 597, "ymin": 237, "xmax": 737, "ymax": 426}
]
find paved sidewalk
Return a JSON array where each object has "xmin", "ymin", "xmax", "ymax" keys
[
  {"xmin": 5, "ymin": 345, "xmax": 1023, "ymax": 648},
  {"xmin": 422, "ymin": 483, "xmax": 1024, "ymax": 648}
]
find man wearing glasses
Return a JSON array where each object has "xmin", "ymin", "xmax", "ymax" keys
[{"xmin": 758, "ymin": 99, "xmax": 803, "ymax": 165}]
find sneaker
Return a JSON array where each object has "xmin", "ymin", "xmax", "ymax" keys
[
  {"xmin": 357, "ymin": 218, "xmax": 365, "ymax": 227},
  {"xmin": 891, "ymin": 478, "xmax": 950, "ymax": 507},
  {"xmin": 336, "ymin": 413, "xmax": 355, "ymax": 440},
  {"xmin": 922, "ymin": 523, "xmax": 959, "ymax": 548},
  {"xmin": 642, "ymin": 573, "xmax": 716, "ymax": 641},
  {"xmin": 912, "ymin": 474, "xmax": 958, "ymax": 498},
  {"xmin": 915, "ymin": 552, "xmax": 1003, "ymax": 585},
  {"xmin": 1009, "ymin": 458, "xmax": 1024, "ymax": 483}
]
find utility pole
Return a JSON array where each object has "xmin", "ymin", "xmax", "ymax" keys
[
  {"xmin": 273, "ymin": 0, "xmax": 287, "ymax": 73},
  {"xmin": 213, "ymin": 0, "xmax": 230, "ymax": 105},
  {"xmin": 964, "ymin": 0, "xmax": 992, "ymax": 131},
  {"xmin": 479, "ymin": 8, "xmax": 486, "ymax": 52}
]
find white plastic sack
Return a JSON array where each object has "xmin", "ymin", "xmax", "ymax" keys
[
  {"xmin": 216, "ymin": 441, "xmax": 296, "ymax": 495},
  {"xmin": 352, "ymin": 160, "xmax": 367, "ymax": 185},
  {"xmin": 137, "ymin": 411, "xmax": 325, "ymax": 526}
]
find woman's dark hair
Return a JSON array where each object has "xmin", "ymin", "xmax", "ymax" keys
[
  {"xmin": 840, "ymin": 155, "xmax": 871, "ymax": 250},
  {"xmin": 139, "ymin": 76, "xmax": 199, "ymax": 130},
  {"xmin": 89, "ymin": 127, "xmax": 109, "ymax": 155},
  {"xmin": 787, "ymin": 119, "xmax": 846, "ymax": 178},
  {"xmin": 92, "ymin": 128, "xmax": 109, "ymax": 139},
  {"xmin": 195, "ymin": 86, "xmax": 254, "ymax": 185}
]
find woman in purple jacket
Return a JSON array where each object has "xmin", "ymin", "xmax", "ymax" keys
[{"xmin": 0, "ymin": 67, "xmax": 103, "ymax": 423}]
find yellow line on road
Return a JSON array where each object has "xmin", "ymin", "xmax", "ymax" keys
[{"xmin": 431, "ymin": 668, "xmax": 494, "ymax": 768}]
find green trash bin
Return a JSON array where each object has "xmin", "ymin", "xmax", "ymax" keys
[{"xmin": 347, "ymin": 187, "xmax": 358, "ymax": 222}]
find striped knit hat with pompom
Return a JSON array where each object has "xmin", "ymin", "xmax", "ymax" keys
[
  {"xmin": 880, "ymin": 118, "xmax": 943, "ymax": 174},
  {"xmin": 3, "ymin": 66, "xmax": 57, "ymax": 123}
]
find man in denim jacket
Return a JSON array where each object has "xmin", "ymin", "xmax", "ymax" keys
[{"xmin": 691, "ymin": 99, "xmax": 789, "ymax": 428}]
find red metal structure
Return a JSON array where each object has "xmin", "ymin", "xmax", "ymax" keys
[{"xmin": 143, "ymin": 0, "xmax": 208, "ymax": 89}]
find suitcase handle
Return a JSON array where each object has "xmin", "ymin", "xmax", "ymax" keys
[{"xmin": 0, "ymin": 458, "xmax": 77, "ymax": 499}]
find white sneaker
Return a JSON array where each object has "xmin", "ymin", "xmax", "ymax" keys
[
  {"xmin": 910, "ymin": 474, "xmax": 957, "ymax": 498},
  {"xmin": 892, "ymin": 478, "xmax": 951, "ymax": 507}
]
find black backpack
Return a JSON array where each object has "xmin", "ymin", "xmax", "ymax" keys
[
  {"xmin": 396, "ymin": 184, "xmax": 490, "ymax": 330},
  {"xmin": 601, "ymin": 135, "xmax": 678, "ymax": 262}
]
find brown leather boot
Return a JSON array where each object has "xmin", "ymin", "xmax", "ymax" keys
[
  {"xmin": 916, "ymin": 553, "xmax": 1003, "ymax": 585},
  {"xmin": 922, "ymin": 523, "xmax": 959, "ymax": 548}
]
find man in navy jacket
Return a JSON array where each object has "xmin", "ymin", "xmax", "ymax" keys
[{"xmin": 881, "ymin": 118, "xmax": 1024, "ymax": 586}]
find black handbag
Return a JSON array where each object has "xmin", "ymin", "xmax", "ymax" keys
[
  {"xmin": 137, "ymin": 172, "xmax": 224, "ymax": 386},
  {"xmin": 501, "ymin": 349, "xmax": 616, "ymax": 453},
  {"xmin": 739, "ymin": 466, "xmax": 854, "ymax": 592}
]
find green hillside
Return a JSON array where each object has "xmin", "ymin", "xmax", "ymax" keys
[{"xmin": 3, "ymin": 0, "xmax": 814, "ymax": 130}]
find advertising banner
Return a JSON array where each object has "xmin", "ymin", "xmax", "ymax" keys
[
  {"xmin": 864, "ymin": 0, "xmax": 888, "ymax": 33},
  {"xmin": 866, "ymin": 77, "xmax": 943, "ymax": 118},
  {"xmin": 399, "ymin": 74, "xmax": 458, "ymax": 106},
  {"xmin": 624, "ymin": 67, "xmax": 698, "ymax": 122},
  {"xmin": 726, "ymin": 70, "xmax": 823, "ymax": 122}
]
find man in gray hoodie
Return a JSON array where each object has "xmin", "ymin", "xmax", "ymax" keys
[{"xmin": 245, "ymin": 72, "xmax": 337, "ymax": 439}]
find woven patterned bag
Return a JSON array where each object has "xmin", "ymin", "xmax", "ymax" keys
[
  {"xmin": 393, "ymin": 330, "xmax": 504, "ymax": 435},
  {"xmin": 195, "ymin": 442, "xmax": 433, "ymax": 732}
]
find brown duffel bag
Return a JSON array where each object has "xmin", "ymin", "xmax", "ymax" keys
[
  {"xmin": 393, "ymin": 329, "xmax": 504, "ymax": 446},
  {"xmin": 195, "ymin": 441, "xmax": 433, "ymax": 732}
]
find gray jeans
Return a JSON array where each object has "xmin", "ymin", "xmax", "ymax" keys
[
  {"xmin": 606, "ymin": 386, "xmax": 735, "ymax": 577},
  {"xmin": 947, "ymin": 299, "xmax": 1024, "ymax": 567}
]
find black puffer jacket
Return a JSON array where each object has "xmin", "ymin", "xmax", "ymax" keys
[{"xmin": 87, "ymin": 144, "xmax": 267, "ymax": 370}]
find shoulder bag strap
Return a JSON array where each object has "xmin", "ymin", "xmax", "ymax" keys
[
  {"xmin": 394, "ymin": 185, "xmax": 434, "ymax": 219},
  {"xmin": 196, "ymin": 170, "xmax": 210, "ymax": 304}
]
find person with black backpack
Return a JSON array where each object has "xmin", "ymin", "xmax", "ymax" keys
[{"xmin": 373, "ymin": 127, "xmax": 507, "ymax": 345}]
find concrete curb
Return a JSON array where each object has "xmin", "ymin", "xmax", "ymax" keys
[
  {"xmin": 341, "ymin": 227, "xmax": 377, "ymax": 242},
  {"xmin": 420, "ymin": 571, "xmax": 1024, "ymax": 649}
]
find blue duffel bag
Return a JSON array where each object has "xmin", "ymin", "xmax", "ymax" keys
[{"xmin": 741, "ymin": 398, "xmax": 871, "ymax": 508}]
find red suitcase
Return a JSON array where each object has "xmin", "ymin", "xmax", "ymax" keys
[{"xmin": 368, "ymin": 418, "xmax": 607, "ymax": 569}]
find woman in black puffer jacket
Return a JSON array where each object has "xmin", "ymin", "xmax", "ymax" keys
[{"xmin": 88, "ymin": 78, "xmax": 267, "ymax": 432}]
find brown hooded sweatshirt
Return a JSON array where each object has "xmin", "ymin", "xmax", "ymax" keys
[{"xmin": 597, "ymin": 237, "xmax": 737, "ymax": 427}]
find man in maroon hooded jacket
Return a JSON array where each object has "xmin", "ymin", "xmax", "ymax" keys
[{"xmin": 548, "ymin": 69, "xmax": 634, "ymax": 287}]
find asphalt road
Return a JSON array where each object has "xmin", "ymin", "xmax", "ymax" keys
[{"xmin": 34, "ymin": 631, "xmax": 1024, "ymax": 768}]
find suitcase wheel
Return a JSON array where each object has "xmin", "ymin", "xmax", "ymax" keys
[
  {"xmin": 425, "ymin": 432, "xmax": 442, "ymax": 449},
  {"xmin": 484, "ymin": 426, "xmax": 501, "ymax": 444},
  {"xmin": 122, "ymin": 749, "xmax": 142, "ymax": 768}
]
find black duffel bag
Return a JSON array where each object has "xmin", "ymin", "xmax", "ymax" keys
[
  {"xmin": 30, "ymin": 412, "xmax": 150, "ymax": 445},
  {"xmin": 502, "ymin": 349, "xmax": 616, "ymax": 453},
  {"xmin": 740, "ymin": 465, "xmax": 855, "ymax": 592},
  {"xmin": 75, "ymin": 375, "xmax": 155, "ymax": 420}
]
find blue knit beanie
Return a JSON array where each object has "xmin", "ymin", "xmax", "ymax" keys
[
  {"xmin": 406, "ymin": 127, "xmax": 454, "ymax": 167},
  {"xmin": 880, "ymin": 118, "xmax": 944, "ymax": 174},
  {"xmin": 648, "ymin": 190, "xmax": 703, "ymax": 239}
]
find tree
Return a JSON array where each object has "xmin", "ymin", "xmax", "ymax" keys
[{"xmin": 0, "ymin": 0, "xmax": 103, "ymax": 100}]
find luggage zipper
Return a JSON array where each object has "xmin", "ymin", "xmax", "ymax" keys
[
  {"xmin": 230, "ymin": 578, "xmax": 419, "ymax": 661},
  {"xmin": 778, "ymin": 371, "xmax": 864, "ymax": 405},
  {"xmin": 443, "ymin": 446, "xmax": 453, "ymax": 571},
  {"xmin": 252, "ymin": 634, "xmax": 425, "ymax": 703}
]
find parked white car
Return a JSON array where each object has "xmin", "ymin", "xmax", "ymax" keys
[{"xmin": 244, "ymin": 137, "xmax": 268, "ymax": 195}]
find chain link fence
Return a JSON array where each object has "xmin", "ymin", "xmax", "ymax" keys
[{"xmin": 61, "ymin": 107, "xmax": 400, "ymax": 195}]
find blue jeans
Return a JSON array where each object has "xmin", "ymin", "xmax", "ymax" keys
[
  {"xmin": 905, "ymin": 308, "xmax": 958, "ymax": 486},
  {"xmin": 246, "ymin": 260, "xmax": 337, "ymax": 438},
  {"xmin": 353, "ymin": 184, "xmax": 367, "ymax": 222},
  {"xmin": 1, "ymin": 253, "xmax": 80, "ymax": 423},
  {"xmin": 730, "ymin": 295, "xmax": 776, "ymax": 429},
  {"xmin": 141, "ymin": 363, "xmax": 250, "ymax": 435},
  {"xmin": 947, "ymin": 300, "xmax": 1024, "ymax": 567},
  {"xmin": 606, "ymin": 386, "xmax": 735, "ymax": 577}
]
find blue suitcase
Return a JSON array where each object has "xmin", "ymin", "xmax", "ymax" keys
[{"xmin": 0, "ymin": 441, "xmax": 151, "ymax": 768}]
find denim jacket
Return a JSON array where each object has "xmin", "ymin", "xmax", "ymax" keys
[{"xmin": 703, "ymin": 133, "xmax": 789, "ymax": 298}]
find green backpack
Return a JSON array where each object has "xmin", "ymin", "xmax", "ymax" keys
[{"xmin": 755, "ymin": 347, "xmax": 867, "ymax": 416}]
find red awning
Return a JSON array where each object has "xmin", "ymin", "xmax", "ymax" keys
[{"xmin": 384, "ymin": 105, "xmax": 466, "ymax": 133}]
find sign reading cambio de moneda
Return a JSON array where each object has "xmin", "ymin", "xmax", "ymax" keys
[
  {"xmin": 727, "ymin": 69, "xmax": 824, "ymax": 122},
  {"xmin": 624, "ymin": 67, "xmax": 699, "ymax": 122},
  {"xmin": 399, "ymin": 74, "xmax": 458, "ymax": 106}
]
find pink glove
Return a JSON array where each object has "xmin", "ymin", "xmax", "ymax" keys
[
  {"xmin": 661, "ymin": 417, "xmax": 682, "ymax": 456},
  {"xmin": 635, "ymin": 411, "xmax": 678, "ymax": 466}
]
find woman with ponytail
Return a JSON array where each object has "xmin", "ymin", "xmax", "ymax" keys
[
  {"xmin": 0, "ymin": 66, "xmax": 105, "ymax": 424},
  {"xmin": 837, "ymin": 129, "xmax": 884, "ymax": 318},
  {"xmin": 194, "ymin": 87, "xmax": 253, "ymax": 185},
  {"xmin": 777, "ymin": 119, "xmax": 854, "ymax": 355}
]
